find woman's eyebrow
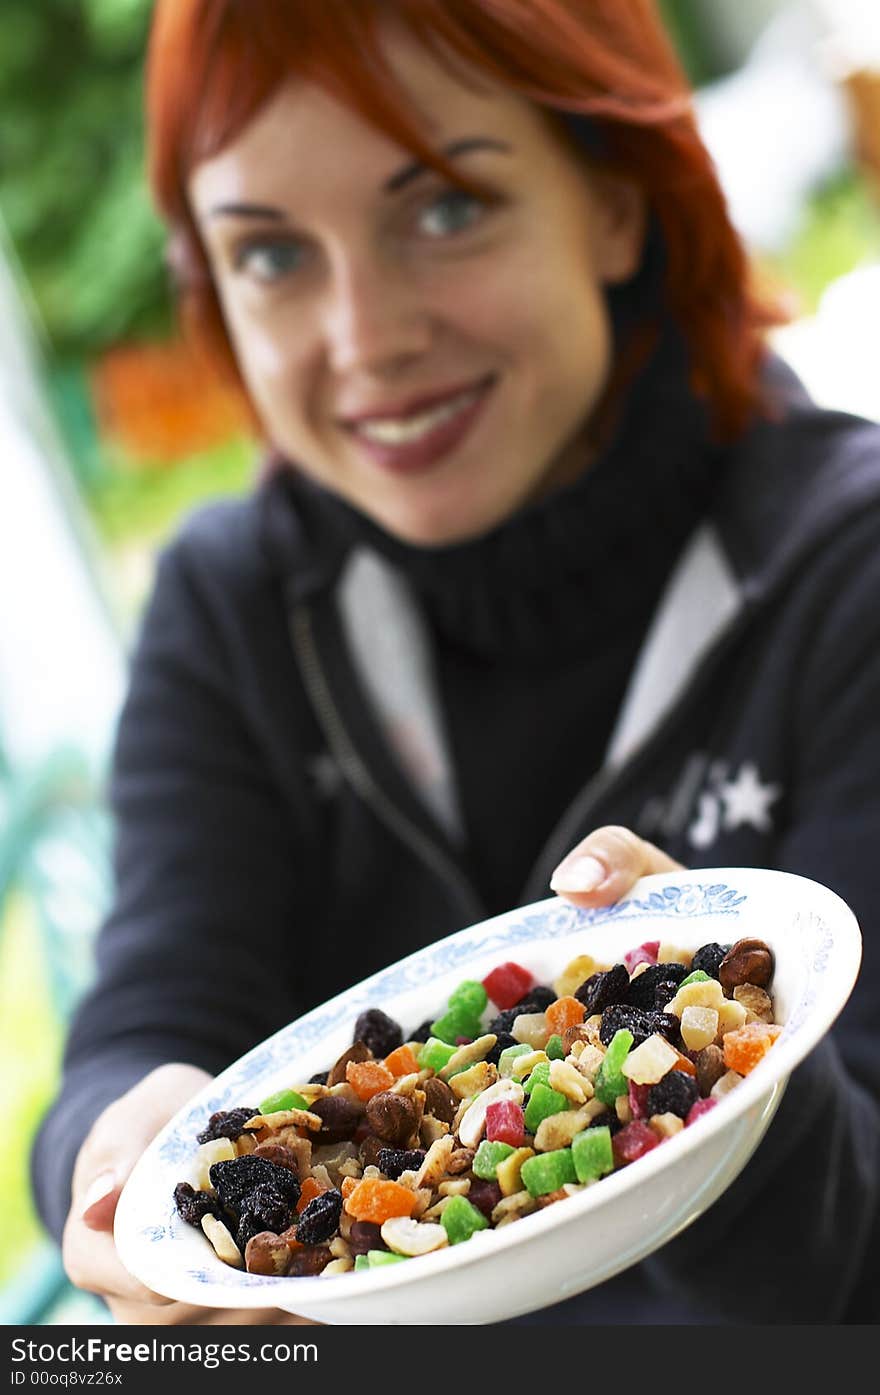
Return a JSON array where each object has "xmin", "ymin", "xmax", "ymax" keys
[
  {"xmin": 384, "ymin": 137, "xmax": 512, "ymax": 193},
  {"xmin": 207, "ymin": 137, "xmax": 512, "ymax": 220}
]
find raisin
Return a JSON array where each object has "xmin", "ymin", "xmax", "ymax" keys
[
  {"xmin": 376, "ymin": 1147, "xmax": 426, "ymax": 1180},
  {"xmin": 589, "ymin": 1110, "xmax": 623, "ymax": 1136},
  {"xmin": 309, "ymin": 1070, "xmax": 329, "ymax": 1086},
  {"xmin": 646, "ymin": 1071, "xmax": 699, "ymax": 1119},
  {"xmin": 599, "ymin": 1003, "xmax": 679, "ymax": 1048},
  {"xmin": 486, "ymin": 1031, "xmax": 518, "ymax": 1066},
  {"xmin": 235, "ymin": 1182, "xmax": 296, "ymax": 1252},
  {"xmin": 468, "ymin": 1178, "xmax": 502, "ymax": 1218},
  {"xmin": 487, "ymin": 1007, "xmax": 524, "ymax": 1036},
  {"xmin": 295, "ymin": 1188, "xmax": 344, "ymax": 1245},
  {"xmin": 209, "ymin": 1155, "xmax": 301, "ymax": 1213},
  {"xmin": 354, "ymin": 1007, "xmax": 403, "ymax": 1058},
  {"xmin": 625, "ymin": 963, "xmax": 688, "ymax": 1010},
  {"xmin": 408, "ymin": 1019, "xmax": 435, "ymax": 1043},
  {"xmin": 514, "ymin": 985, "xmax": 556, "ymax": 1012},
  {"xmin": 173, "ymin": 1181, "xmax": 221, "ymax": 1227},
  {"xmin": 195, "ymin": 1107, "xmax": 257, "ymax": 1145},
  {"xmin": 691, "ymin": 943, "xmax": 731, "ymax": 980},
  {"xmin": 652, "ymin": 979, "xmax": 684, "ymax": 1009},
  {"xmin": 574, "ymin": 964, "xmax": 630, "ymax": 1015}
]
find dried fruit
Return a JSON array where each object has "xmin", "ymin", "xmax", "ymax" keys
[
  {"xmin": 574, "ymin": 964, "xmax": 630, "ymax": 1015},
  {"xmin": 173, "ymin": 1181, "xmax": 222, "ymax": 1228},
  {"xmin": 611, "ymin": 1120, "xmax": 660, "ymax": 1166},
  {"xmin": 235, "ymin": 1183, "xmax": 296, "ymax": 1252},
  {"xmin": 196, "ymin": 1108, "xmax": 258, "ymax": 1145},
  {"xmin": 354, "ymin": 1008, "xmax": 403, "ymax": 1059},
  {"xmin": 625, "ymin": 962, "xmax": 688, "ymax": 1010},
  {"xmin": 690, "ymin": 942, "xmax": 731, "ymax": 979},
  {"xmin": 646, "ymin": 1070, "xmax": 699, "ymax": 1119},
  {"xmin": 599, "ymin": 1003, "xmax": 679, "ymax": 1048},
  {"xmin": 295, "ymin": 1188, "xmax": 344, "ymax": 1245},
  {"xmin": 343, "ymin": 1178, "xmax": 418, "ymax": 1224},
  {"xmin": 326, "ymin": 1041, "xmax": 372, "ymax": 1087},
  {"xmin": 482, "ymin": 961, "xmax": 534, "ymax": 1010},
  {"xmin": 722, "ymin": 1021, "xmax": 782, "ymax": 1074},
  {"xmin": 209, "ymin": 1155, "xmax": 301, "ymax": 1213},
  {"xmin": 545, "ymin": 996, "xmax": 585, "ymax": 1035},
  {"xmin": 347, "ymin": 1220, "xmax": 386, "ymax": 1256},
  {"xmin": 376, "ymin": 1146, "xmax": 426, "ymax": 1180}
]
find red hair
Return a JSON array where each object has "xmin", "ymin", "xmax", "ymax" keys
[{"xmin": 147, "ymin": 0, "xmax": 782, "ymax": 440}]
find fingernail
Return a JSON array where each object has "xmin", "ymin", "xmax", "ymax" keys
[
  {"xmin": 550, "ymin": 854, "xmax": 607, "ymax": 894},
  {"xmin": 81, "ymin": 1171, "xmax": 116, "ymax": 1219}
]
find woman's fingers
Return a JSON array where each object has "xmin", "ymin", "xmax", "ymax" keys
[{"xmin": 550, "ymin": 824, "xmax": 682, "ymax": 906}]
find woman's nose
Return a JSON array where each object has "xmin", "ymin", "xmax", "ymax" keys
[{"xmin": 321, "ymin": 253, "xmax": 433, "ymax": 376}]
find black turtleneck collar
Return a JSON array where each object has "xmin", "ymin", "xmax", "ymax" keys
[{"xmin": 259, "ymin": 320, "xmax": 726, "ymax": 660}]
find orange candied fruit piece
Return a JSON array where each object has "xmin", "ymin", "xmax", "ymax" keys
[
  {"xmin": 545, "ymin": 996, "xmax": 585, "ymax": 1036},
  {"xmin": 295, "ymin": 1175, "xmax": 330, "ymax": 1214},
  {"xmin": 345, "ymin": 1059, "xmax": 396, "ymax": 1100},
  {"xmin": 343, "ymin": 1178, "xmax": 417, "ymax": 1224},
  {"xmin": 340, "ymin": 1176, "xmax": 359, "ymax": 1200},
  {"xmin": 723, "ymin": 1021, "xmax": 782, "ymax": 1075},
  {"xmin": 383, "ymin": 1044, "xmax": 420, "ymax": 1077},
  {"xmin": 671, "ymin": 1047, "xmax": 697, "ymax": 1077}
]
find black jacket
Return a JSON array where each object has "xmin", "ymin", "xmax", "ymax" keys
[{"xmin": 33, "ymin": 366, "xmax": 880, "ymax": 1322}]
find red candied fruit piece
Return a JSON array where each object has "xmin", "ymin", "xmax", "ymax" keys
[
  {"xmin": 482, "ymin": 961, "xmax": 534, "ymax": 1010},
  {"xmin": 624, "ymin": 940, "xmax": 660, "ymax": 973},
  {"xmin": 628, "ymin": 1080, "xmax": 651, "ymax": 1120},
  {"xmin": 485, "ymin": 1099, "xmax": 527, "ymax": 1147},
  {"xmin": 611, "ymin": 1120, "xmax": 660, "ymax": 1167},
  {"xmin": 685, "ymin": 1097, "xmax": 717, "ymax": 1127}
]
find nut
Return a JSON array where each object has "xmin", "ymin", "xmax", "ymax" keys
[
  {"xmin": 437, "ymin": 1178, "xmax": 470, "ymax": 1196},
  {"xmin": 548, "ymin": 1059, "xmax": 593, "ymax": 1104},
  {"xmin": 448, "ymin": 1061, "xmax": 497, "ymax": 1099},
  {"xmin": 251, "ymin": 1142, "xmax": 302, "ymax": 1174},
  {"xmin": 718, "ymin": 938, "xmax": 774, "ymax": 994},
  {"xmin": 243, "ymin": 1107, "xmax": 323, "ymax": 1134},
  {"xmin": 491, "ymin": 1189, "xmax": 537, "ymax": 1224},
  {"xmin": 244, "ymin": 1231, "xmax": 291, "ymax": 1275},
  {"xmin": 693, "ymin": 1044, "xmax": 726, "ymax": 1097},
  {"xmin": 422, "ymin": 1077, "xmax": 457, "ymax": 1124},
  {"xmin": 419, "ymin": 1116, "xmax": 450, "ymax": 1146},
  {"xmin": 413, "ymin": 1134, "xmax": 456, "ymax": 1188},
  {"xmin": 380, "ymin": 1216, "xmax": 449, "ymax": 1256},
  {"xmin": 438, "ymin": 1035, "xmax": 497, "ymax": 1079},
  {"xmin": 733, "ymin": 983, "xmax": 774, "ymax": 1022},
  {"xmin": 358, "ymin": 1133, "xmax": 390, "ymax": 1169},
  {"xmin": 321, "ymin": 1257, "xmax": 354, "ymax": 1275},
  {"xmin": 201, "ymin": 1214, "xmax": 243, "ymax": 1268},
  {"xmin": 327, "ymin": 1040, "xmax": 372, "ymax": 1086},
  {"xmin": 365, "ymin": 1090, "xmax": 418, "ymax": 1145},
  {"xmin": 533, "ymin": 1101, "xmax": 601, "ymax": 1153},
  {"xmin": 456, "ymin": 1078, "xmax": 524, "ymax": 1149},
  {"xmin": 446, "ymin": 1147, "xmax": 475, "ymax": 1175},
  {"xmin": 310, "ymin": 1095, "xmax": 364, "ymax": 1144},
  {"xmin": 511, "ymin": 1050, "xmax": 548, "ymax": 1080}
]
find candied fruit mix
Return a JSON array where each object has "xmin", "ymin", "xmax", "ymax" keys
[{"xmin": 174, "ymin": 933, "xmax": 780, "ymax": 1278}]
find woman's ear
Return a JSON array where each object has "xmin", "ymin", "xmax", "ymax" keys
[{"xmin": 588, "ymin": 172, "xmax": 647, "ymax": 286}]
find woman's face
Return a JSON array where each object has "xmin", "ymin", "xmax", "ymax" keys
[{"xmin": 189, "ymin": 31, "xmax": 644, "ymax": 546}]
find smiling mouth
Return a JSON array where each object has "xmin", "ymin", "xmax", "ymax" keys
[{"xmin": 350, "ymin": 382, "xmax": 489, "ymax": 446}]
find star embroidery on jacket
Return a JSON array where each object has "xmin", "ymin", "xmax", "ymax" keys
[{"xmin": 718, "ymin": 763, "xmax": 781, "ymax": 833}]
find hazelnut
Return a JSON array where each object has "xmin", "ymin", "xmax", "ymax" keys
[
  {"xmin": 244, "ymin": 1231, "xmax": 292, "ymax": 1276},
  {"xmin": 310, "ymin": 1094, "xmax": 363, "ymax": 1143},
  {"xmin": 718, "ymin": 939, "xmax": 774, "ymax": 995},
  {"xmin": 365, "ymin": 1090, "xmax": 418, "ymax": 1145}
]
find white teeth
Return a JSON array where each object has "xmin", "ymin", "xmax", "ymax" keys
[{"xmin": 355, "ymin": 387, "xmax": 482, "ymax": 446}]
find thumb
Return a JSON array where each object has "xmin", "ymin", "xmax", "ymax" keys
[
  {"xmin": 550, "ymin": 824, "xmax": 682, "ymax": 907},
  {"xmin": 80, "ymin": 1171, "xmax": 122, "ymax": 1232}
]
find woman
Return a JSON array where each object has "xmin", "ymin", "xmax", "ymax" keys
[{"xmin": 35, "ymin": 0, "xmax": 879, "ymax": 1324}]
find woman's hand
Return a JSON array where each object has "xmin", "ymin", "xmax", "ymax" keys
[
  {"xmin": 62, "ymin": 1062, "xmax": 315, "ymax": 1325},
  {"xmin": 550, "ymin": 824, "xmax": 682, "ymax": 906}
]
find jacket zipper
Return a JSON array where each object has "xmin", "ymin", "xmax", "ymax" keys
[{"xmin": 290, "ymin": 603, "xmax": 486, "ymax": 924}]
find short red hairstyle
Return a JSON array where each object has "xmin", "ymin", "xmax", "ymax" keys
[{"xmin": 147, "ymin": 0, "xmax": 781, "ymax": 440}]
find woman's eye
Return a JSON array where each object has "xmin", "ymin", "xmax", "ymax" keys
[
  {"xmin": 234, "ymin": 238, "xmax": 305, "ymax": 283},
  {"xmin": 416, "ymin": 189, "xmax": 487, "ymax": 239}
]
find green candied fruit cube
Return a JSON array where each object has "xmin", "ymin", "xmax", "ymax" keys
[
  {"xmin": 259, "ymin": 1087, "xmax": 309, "ymax": 1115},
  {"xmin": 498, "ymin": 1044, "xmax": 532, "ymax": 1077},
  {"xmin": 441, "ymin": 1194, "xmax": 489, "ymax": 1245},
  {"xmin": 448, "ymin": 979, "xmax": 488, "ymax": 1018},
  {"xmin": 545, "ymin": 1034, "xmax": 565, "ymax": 1060},
  {"xmin": 430, "ymin": 1008, "xmax": 482, "ymax": 1045},
  {"xmin": 594, "ymin": 1028, "xmax": 635, "ymax": 1105},
  {"xmin": 520, "ymin": 1147, "xmax": 577, "ymax": 1197},
  {"xmin": 473, "ymin": 1139, "xmax": 516, "ymax": 1179},
  {"xmin": 418, "ymin": 1036, "xmax": 459, "ymax": 1072},
  {"xmin": 367, "ymin": 1249, "xmax": 408, "ymax": 1267},
  {"xmin": 522, "ymin": 1060, "xmax": 552, "ymax": 1095},
  {"xmin": 571, "ymin": 1125, "xmax": 614, "ymax": 1182},
  {"xmin": 523, "ymin": 1082, "xmax": 569, "ymax": 1132},
  {"xmin": 678, "ymin": 969, "xmax": 712, "ymax": 989},
  {"xmin": 354, "ymin": 1254, "xmax": 370, "ymax": 1271}
]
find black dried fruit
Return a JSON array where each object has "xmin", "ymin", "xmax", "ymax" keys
[
  {"xmin": 309, "ymin": 1071, "xmax": 329, "ymax": 1085},
  {"xmin": 468, "ymin": 1178, "xmax": 502, "ymax": 1218},
  {"xmin": 377, "ymin": 1147, "xmax": 426, "ymax": 1180},
  {"xmin": 575, "ymin": 964, "xmax": 630, "ymax": 1015},
  {"xmin": 652, "ymin": 979, "xmax": 684, "ymax": 1009},
  {"xmin": 196, "ymin": 1107, "xmax": 258, "ymax": 1145},
  {"xmin": 295, "ymin": 1188, "xmax": 343, "ymax": 1245},
  {"xmin": 691, "ymin": 943, "xmax": 731, "ymax": 980},
  {"xmin": 486, "ymin": 1031, "xmax": 518, "ymax": 1066},
  {"xmin": 209, "ymin": 1155, "xmax": 301, "ymax": 1213},
  {"xmin": 354, "ymin": 1007, "xmax": 403, "ymax": 1058},
  {"xmin": 288, "ymin": 1245, "xmax": 334, "ymax": 1276},
  {"xmin": 235, "ymin": 1182, "xmax": 295, "ymax": 1252},
  {"xmin": 488, "ymin": 1007, "xmax": 524, "ymax": 1036},
  {"xmin": 589, "ymin": 1111, "xmax": 623, "ymax": 1136},
  {"xmin": 514, "ymin": 985, "xmax": 556, "ymax": 1012},
  {"xmin": 173, "ymin": 1181, "xmax": 221, "ymax": 1227},
  {"xmin": 646, "ymin": 1071, "xmax": 699, "ymax": 1119},
  {"xmin": 408, "ymin": 1019, "xmax": 434, "ymax": 1043},
  {"xmin": 625, "ymin": 963, "xmax": 688, "ymax": 1010},
  {"xmin": 599, "ymin": 1003, "xmax": 679, "ymax": 1048}
]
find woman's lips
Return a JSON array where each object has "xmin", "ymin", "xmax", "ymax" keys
[{"xmin": 343, "ymin": 377, "xmax": 495, "ymax": 475}]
